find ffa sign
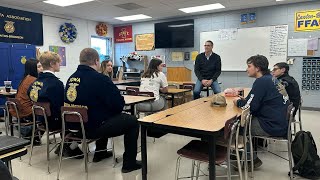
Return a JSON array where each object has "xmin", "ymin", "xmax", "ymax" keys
[
  {"xmin": 295, "ymin": 9, "xmax": 320, "ymax": 32},
  {"xmin": 0, "ymin": 6, "xmax": 43, "ymax": 45},
  {"xmin": 114, "ymin": 25, "xmax": 133, "ymax": 43}
]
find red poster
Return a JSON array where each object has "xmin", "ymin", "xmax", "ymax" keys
[{"xmin": 114, "ymin": 25, "xmax": 133, "ymax": 43}]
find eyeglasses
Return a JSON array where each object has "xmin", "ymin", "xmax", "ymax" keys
[{"xmin": 272, "ymin": 68, "xmax": 280, "ymax": 71}]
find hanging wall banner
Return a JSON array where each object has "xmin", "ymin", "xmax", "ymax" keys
[
  {"xmin": 114, "ymin": 25, "xmax": 133, "ymax": 43},
  {"xmin": 295, "ymin": 9, "xmax": 320, "ymax": 32},
  {"xmin": 0, "ymin": 6, "xmax": 43, "ymax": 45},
  {"xmin": 135, "ymin": 33, "xmax": 155, "ymax": 51}
]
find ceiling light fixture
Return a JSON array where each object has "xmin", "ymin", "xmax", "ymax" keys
[
  {"xmin": 179, "ymin": 3, "xmax": 225, "ymax": 13},
  {"xmin": 115, "ymin": 14, "xmax": 152, "ymax": 21},
  {"xmin": 43, "ymin": 0, "xmax": 95, "ymax": 7}
]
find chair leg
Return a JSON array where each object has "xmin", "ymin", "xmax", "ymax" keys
[
  {"xmin": 236, "ymin": 146, "xmax": 243, "ymax": 180},
  {"xmin": 3, "ymin": 109, "xmax": 8, "ymax": 136},
  {"xmin": 57, "ymin": 139, "xmax": 65, "ymax": 180},
  {"xmin": 111, "ymin": 138, "xmax": 117, "ymax": 168},
  {"xmin": 249, "ymin": 138, "xmax": 254, "ymax": 178},
  {"xmin": 53, "ymin": 134, "xmax": 57, "ymax": 143},
  {"xmin": 46, "ymin": 131, "xmax": 51, "ymax": 174},
  {"xmin": 175, "ymin": 156, "xmax": 181, "ymax": 180},
  {"xmin": 195, "ymin": 162, "xmax": 200, "ymax": 180},
  {"xmin": 288, "ymin": 140, "xmax": 293, "ymax": 179},
  {"xmin": 227, "ymin": 148, "xmax": 232, "ymax": 180},
  {"xmin": 83, "ymin": 142, "xmax": 89, "ymax": 174},
  {"xmin": 28, "ymin": 121, "xmax": 36, "ymax": 166},
  {"xmin": 191, "ymin": 160, "xmax": 195, "ymax": 180}
]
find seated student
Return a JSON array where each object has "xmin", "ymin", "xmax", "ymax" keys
[
  {"xmin": 233, "ymin": 55, "xmax": 289, "ymax": 168},
  {"xmin": 137, "ymin": 58, "xmax": 168, "ymax": 112},
  {"xmin": 64, "ymin": 48, "xmax": 141, "ymax": 173},
  {"xmin": 100, "ymin": 60, "xmax": 113, "ymax": 78},
  {"xmin": 28, "ymin": 51, "xmax": 82, "ymax": 158},
  {"xmin": 272, "ymin": 62, "xmax": 301, "ymax": 116},
  {"xmin": 9, "ymin": 58, "xmax": 42, "ymax": 143},
  {"xmin": 10, "ymin": 58, "xmax": 43, "ymax": 118}
]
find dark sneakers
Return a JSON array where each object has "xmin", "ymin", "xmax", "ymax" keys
[
  {"xmin": 92, "ymin": 151, "xmax": 113, "ymax": 163},
  {"xmin": 121, "ymin": 161, "xmax": 142, "ymax": 173},
  {"xmin": 54, "ymin": 145, "xmax": 84, "ymax": 159}
]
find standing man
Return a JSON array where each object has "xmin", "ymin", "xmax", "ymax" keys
[{"xmin": 194, "ymin": 40, "xmax": 221, "ymax": 99}]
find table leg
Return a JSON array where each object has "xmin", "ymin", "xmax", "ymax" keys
[
  {"xmin": 171, "ymin": 94, "xmax": 175, "ymax": 108},
  {"xmin": 9, "ymin": 115, "xmax": 13, "ymax": 136},
  {"xmin": 208, "ymin": 135, "xmax": 216, "ymax": 180},
  {"xmin": 130, "ymin": 105, "xmax": 135, "ymax": 115},
  {"xmin": 207, "ymin": 87, "xmax": 209, "ymax": 97},
  {"xmin": 141, "ymin": 125, "xmax": 148, "ymax": 180}
]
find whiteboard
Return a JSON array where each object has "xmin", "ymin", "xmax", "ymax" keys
[{"xmin": 200, "ymin": 25, "xmax": 288, "ymax": 71}]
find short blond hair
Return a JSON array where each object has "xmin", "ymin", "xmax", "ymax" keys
[{"xmin": 39, "ymin": 51, "xmax": 61, "ymax": 69}]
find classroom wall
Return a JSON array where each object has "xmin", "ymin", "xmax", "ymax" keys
[
  {"xmin": 114, "ymin": 1, "xmax": 320, "ymax": 108},
  {"xmin": 38, "ymin": 15, "xmax": 113, "ymax": 84}
]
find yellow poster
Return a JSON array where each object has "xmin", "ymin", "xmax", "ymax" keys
[
  {"xmin": 295, "ymin": 9, "xmax": 320, "ymax": 32},
  {"xmin": 191, "ymin": 51, "xmax": 199, "ymax": 61},
  {"xmin": 135, "ymin": 33, "xmax": 155, "ymax": 51}
]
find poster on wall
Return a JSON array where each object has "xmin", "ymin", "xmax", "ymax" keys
[
  {"xmin": 240, "ymin": 14, "xmax": 248, "ymax": 24},
  {"xmin": 114, "ymin": 25, "xmax": 133, "ymax": 43},
  {"xmin": 171, "ymin": 52, "xmax": 184, "ymax": 61},
  {"xmin": 0, "ymin": 6, "xmax": 43, "ymax": 45},
  {"xmin": 49, "ymin": 46, "xmax": 66, "ymax": 66},
  {"xmin": 249, "ymin": 13, "xmax": 256, "ymax": 23},
  {"xmin": 135, "ymin": 33, "xmax": 155, "ymax": 51},
  {"xmin": 295, "ymin": 9, "xmax": 320, "ymax": 32}
]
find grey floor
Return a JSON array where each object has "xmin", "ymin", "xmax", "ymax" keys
[{"xmin": 2, "ymin": 110, "xmax": 319, "ymax": 180}]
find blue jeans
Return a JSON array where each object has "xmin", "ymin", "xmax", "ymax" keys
[{"xmin": 193, "ymin": 79, "xmax": 221, "ymax": 99}]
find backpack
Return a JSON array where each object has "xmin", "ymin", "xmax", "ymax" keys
[{"xmin": 291, "ymin": 131, "xmax": 320, "ymax": 179}]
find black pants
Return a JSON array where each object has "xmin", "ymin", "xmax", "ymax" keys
[{"xmin": 89, "ymin": 113, "xmax": 139, "ymax": 168}]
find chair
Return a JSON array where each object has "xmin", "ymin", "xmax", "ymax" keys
[
  {"xmin": 249, "ymin": 103, "xmax": 295, "ymax": 179},
  {"xmin": 182, "ymin": 83, "xmax": 195, "ymax": 103},
  {"xmin": 5, "ymin": 98, "xmax": 33, "ymax": 138},
  {"xmin": 0, "ymin": 106, "xmax": 8, "ymax": 135},
  {"xmin": 28, "ymin": 102, "xmax": 61, "ymax": 174},
  {"xmin": 57, "ymin": 106, "xmax": 116, "ymax": 180},
  {"xmin": 175, "ymin": 115, "xmax": 242, "ymax": 180},
  {"xmin": 292, "ymin": 98, "xmax": 303, "ymax": 134}
]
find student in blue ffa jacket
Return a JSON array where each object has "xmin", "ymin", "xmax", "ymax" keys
[
  {"xmin": 233, "ymin": 55, "xmax": 289, "ymax": 169},
  {"xmin": 28, "ymin": 51, "xmax": 83, "ymax": 158},
  {"xmin": 64, "ymin": 48, "xmax": 141, "ymax": 173},
  {"xmin": 194, "ymin": 40, "xmax": 222, "ymax": 99}
]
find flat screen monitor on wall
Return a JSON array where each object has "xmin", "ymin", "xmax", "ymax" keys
[{"xmin": 155, "ymin": 19, "xmax": 194, "ymax": 48}]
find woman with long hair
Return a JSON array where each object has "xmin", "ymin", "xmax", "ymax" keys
[
  {"xmin": 100, "ymin": 60, "xmax": 113, "ymax": 78},
  {"xmin": 137, "ymin": 58, "xmax": 168, "ymax": 112},
  {"xmin": 10, "ymin": 58, "xmax": 42, "ymax": 118}
]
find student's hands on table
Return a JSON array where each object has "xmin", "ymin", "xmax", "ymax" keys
[{"xmin": 233, "ymin": 96, "xmax": 245, "ymax": 106}]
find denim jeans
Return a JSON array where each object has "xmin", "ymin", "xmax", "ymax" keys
[{"xmin": 193, "ymin": 79, "xmax": 221, "ymax": 99}]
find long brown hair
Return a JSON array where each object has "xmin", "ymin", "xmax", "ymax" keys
[
  {"xmin": 142, "ymin": 58, "xmax": 162, "ymax": 78},
  {"xmin": 100, "ymin": 60, "xmax": 113, "ymax": 78}
]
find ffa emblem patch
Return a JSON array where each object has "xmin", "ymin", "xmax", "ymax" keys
[
  {"xmin": 21, "ymin": 56, "xmax": 27, "ymax": 64},
  {"xmin": 67, "ymin": 83, "xmax": 78, "ymax": 102},
  {"xmin": 4, "ymin": 21, "xmax": 15, "ymax": 33},
  {"xmin": 30, "ymin": 86, "xmax": 41, "ymax": 102}
]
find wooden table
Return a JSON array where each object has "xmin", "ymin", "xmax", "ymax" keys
[
  {"xmin": 0, "ymin": 89, "xmax": 17, "ymax": 97},
  {"xmin": 123, "ymin": 95, "xmax": 155, "ymax": 115},
  {"xmin": 113, "ymin": 79, "xmax": 140, "ymax": 86},
  {"xmin": 117, "ymin": 86, "xmax": 192, "ymax": 107},
  {"xmin": 139, "ymin": 94, "xmax": 243, "ymax": 180}
]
